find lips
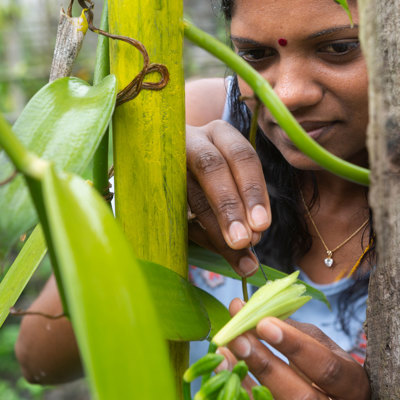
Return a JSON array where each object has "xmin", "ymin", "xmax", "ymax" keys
[{"xmin": 270, "ymin": 120, "xmax": 338, "ymax": 141}]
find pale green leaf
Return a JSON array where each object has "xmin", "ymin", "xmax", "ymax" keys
[
  {"xmin": 40, "ymin": 165, "xmax": 175, "ymax": 399},
  {"xmin": 0, "ymin": 225, "xmax": 46, "ymax": 327},
  {"xmin": 188, "ymin": 243, "xmax": 330, "ymax": 309},
  {"xmin": 195, "ymin": 287, "xmax": 230, "ymax": 339},
  {"xmin": 0, "ymin": 75, "xmax": 117, "ymax": 253}
]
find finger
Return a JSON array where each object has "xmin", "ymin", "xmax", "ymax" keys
[
  {"xmin": 207, "ymin": 121, "xmax": 271, "ymax": 233},
  {"xmin": 229, "ymin": 297, "xmax": 246, "ymax": 316},
  {"xmin": 285, "ymin": 319, "xmax": 355, "ymax": 360},
  {"xmin": 188, "ymin": 223, "xmax": 218, "ymax": 253},
  {"xmin": 228, "ymin": 332, "xmax": 328, "ymax": 400},
  {"xmin": 256, "ymin": 318, "xmax": 370, "ymax": 400},
  {"xmin": 187, "ymin": 123, "xmax": 255, "ymax": 250},
  {"xmin": 187, "ymin": 171, "xmax": 261, "ymax": 245},
  {"xmin": 188, "ymin": 174, "xmax": 260, "ymax": 277}
]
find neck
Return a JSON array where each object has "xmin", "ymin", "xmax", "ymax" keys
[
  {"xmin": 300, "ymin": 147, "xmax": 369, "ymax": 208},
  {"xmin": 301, "ymin": 169, "xmax": 369, "ymax": 214}
]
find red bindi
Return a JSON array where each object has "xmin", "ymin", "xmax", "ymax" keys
[{"xmin": 278, "ymin": 38, "xmax": 288, "ymax": 47}]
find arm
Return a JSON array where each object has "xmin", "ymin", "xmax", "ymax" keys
[
  {"xmin": 15, "ymin": 275, "xmax": 83, "ymax": 384},
  {"xmin": 185, "ymin": 78, "xmax": 227, "ymax": 125}
]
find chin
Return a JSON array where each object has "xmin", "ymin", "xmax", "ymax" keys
[{"xmin": 277, "ymin": 146, "xmax": 323, "ymax": 171}]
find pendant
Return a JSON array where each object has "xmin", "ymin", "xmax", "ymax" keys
[
  {"xmin": 324, "ymin": 257, "xmax": 333, "ymax": 267},
  {"xmin": 324, "ymin": 250, "xmax": 333, "ymax": 268}
]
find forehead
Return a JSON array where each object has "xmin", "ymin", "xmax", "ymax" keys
[{"xmin": 231, "ymin": 0, "xmax": 358, "ymax": 38}]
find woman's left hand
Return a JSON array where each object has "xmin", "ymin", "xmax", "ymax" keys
[{"xmin": 217, "ymin": 298, "xmax": 371, "ymax": 400}]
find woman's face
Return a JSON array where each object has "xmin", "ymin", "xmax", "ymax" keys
[{"xmin": 230, "ymin": 0, "xmax": 369, "ymax": 169}]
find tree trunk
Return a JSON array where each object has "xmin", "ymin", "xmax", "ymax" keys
[
  {"xmin": 358, "ymin": 1, "xmax": 400, "ymax": 398},
  {"xmin": 108, "ymin": 0, "xmax": 188, "ymax": 397}
]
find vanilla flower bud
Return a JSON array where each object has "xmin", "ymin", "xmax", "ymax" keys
[{"xmin": 212, "ymin": 271, "xmax": 311, "ymax": 347}]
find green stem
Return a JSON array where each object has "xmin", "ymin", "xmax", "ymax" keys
[
  {"xmin": 208, "ymin": 341, "xmax": 218, "ymax": 354},
  {"xmin": 183, "ymin": 20, "xmax": 370, "ymax": 186},
  {"xmin": 92, "ymin": 1, "xmax": 111, "ymax": 199},
  {"xmin": 241, "ymin": 278, "xmax": 249, "ymax": 302},
  {"xmin": 183, "ymin": 381, "xmax": 192, "ymax": 400},
  {"xmin": 0, "ymin": 114, "xmax": 45, "ymax": 179}
]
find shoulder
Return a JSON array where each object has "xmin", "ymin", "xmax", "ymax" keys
[{"xmin": 185, "ymin": 77, "xmax": 229, "ymax": 126}]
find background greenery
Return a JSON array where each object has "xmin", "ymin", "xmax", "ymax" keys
[{"xmin": 0, "ymin": 0, "xmax": 226, "ymax": 398}]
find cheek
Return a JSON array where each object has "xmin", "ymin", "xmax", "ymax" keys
[
  {"xmin": 237, "ymin": 77, "xmax": 251, "ymax": 96},
  {"xmin": 340, "ymin": 76, "xmax": 369, "ymax": 133}
]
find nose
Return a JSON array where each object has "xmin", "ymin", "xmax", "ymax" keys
[{"xmin": 269, "ymin": 58, "xmax": 323, "ymax": 112}]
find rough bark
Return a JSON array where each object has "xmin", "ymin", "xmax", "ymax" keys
[{"xmin": 358, "ymin": 1, "xmax": 400, "ymax": 398}]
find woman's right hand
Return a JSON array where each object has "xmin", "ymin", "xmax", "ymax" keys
[
  {"xmin": 217, "ymin": 299, "xmax": 371, "ymax": 400},
  {"xmin": 186, "ymin": 120, "xmax": 271, "ymax": 277}
]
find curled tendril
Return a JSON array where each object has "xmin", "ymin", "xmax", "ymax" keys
[{"xmin": 69, "ymin": 0, "xmax": 169, "ymax": 106}]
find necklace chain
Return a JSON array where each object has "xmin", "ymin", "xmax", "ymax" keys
[{"xmin": 300, "ymin": 190, "xmax": 369, "ymax": 267}]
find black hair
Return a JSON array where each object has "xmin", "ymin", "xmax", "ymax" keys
[{"xmin": 220, "ymin": 0, "xmax": 374, "ymax": 336}]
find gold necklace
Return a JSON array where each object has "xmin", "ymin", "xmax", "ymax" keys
[{"xmin": 300, "ymin": 190, "xmax": 369, "ymax": 268}]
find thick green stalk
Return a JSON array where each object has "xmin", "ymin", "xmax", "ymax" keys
[
  {"xmin": 0, "ymin": 114, "xmax": 46, "ymax": 179},
  {"xmin": 108, "ymin": 0, "xmax": 187, "ymax": 396},
  {"xmin": 183, "ymin": 21, "xmax": 370, "ymax": 186},
  {"xmin": 92, "ymin": 1, "xmax": 111, "ymax": 197}
]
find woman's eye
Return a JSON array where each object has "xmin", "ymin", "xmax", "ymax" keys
[
  {"xmin": 237, "ymin": 48, "xmax": 275, "ymax": 62},
  {"xmin": 319, "ymin": 41, "xmax": 360, "ymax": 55}
]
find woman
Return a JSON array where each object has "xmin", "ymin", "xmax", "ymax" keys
[
  {"xmin": 186, "ymin": 0, "xmax": 371, "ymax": 398},
  {"xmin": 16, "ymin": 0, "xmax": 371, "ymax": 397}
]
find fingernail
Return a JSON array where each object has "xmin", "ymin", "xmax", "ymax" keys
[
  {"xmin": 238, "ymin": 256, "xmax": 258, "ymax": 277},
  {"xmin": 215, "ymin": 350, "xmax": 229, "ymax": 372},
  {"xmin": 251, "ymin": 205, "xmax": 269, "ymax": 228},
  {"xmin": 259, "ymin": 319, "xmax": 283, "ymax": 344},
  {"xmin": 231, "ymin": 336, "xmax": 251, "ymax": 358},
  {"xmin": 229, "ymin": 221, "xmax": 250, "ymax": 245}
]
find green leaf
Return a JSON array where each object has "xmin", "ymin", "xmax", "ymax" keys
[
  {"xmin": 0, "ymin": 225, "xmax": 46, "ymax": 328},
  {"xmin": 137, "ymin": 259, "xmax": 227, "ymax": 341},
  {"xmin": 0, "ymin": 75, "xmax": 117, "ymax": 253},
  {"xmin": 334, "ymin": 0, "xmax": 353, "ymax": 25},
  {"xmin": 188, "ymin": 243, "xmax": 330, "ymax": 309},
  {"xmin": 195, "ymin": 287, "xmax": 230, "ymax": 339},
  {"xmin": 40, "ymin": 165, "xmax": 175, "ymax": 399}
]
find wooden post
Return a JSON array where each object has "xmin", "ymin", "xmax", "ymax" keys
[
  {"xmin": 108, "ymin": 0, "xmax": 187, "ymax": 396},
  {"xmin": 359, "ymin": 1, "xmax": 400, "ymax": 397}
]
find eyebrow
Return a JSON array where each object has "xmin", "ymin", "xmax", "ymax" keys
[
  {"xmin": 230, "ymin": 25, "xmax": 359, "ymax": 46},
  {"xmin": 230, "ymin": 36, "xmax": 263, "ymax": 46},
  {"xmin": 307, "ymin": 24, "xmax": 359, "ymax": 39}
]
